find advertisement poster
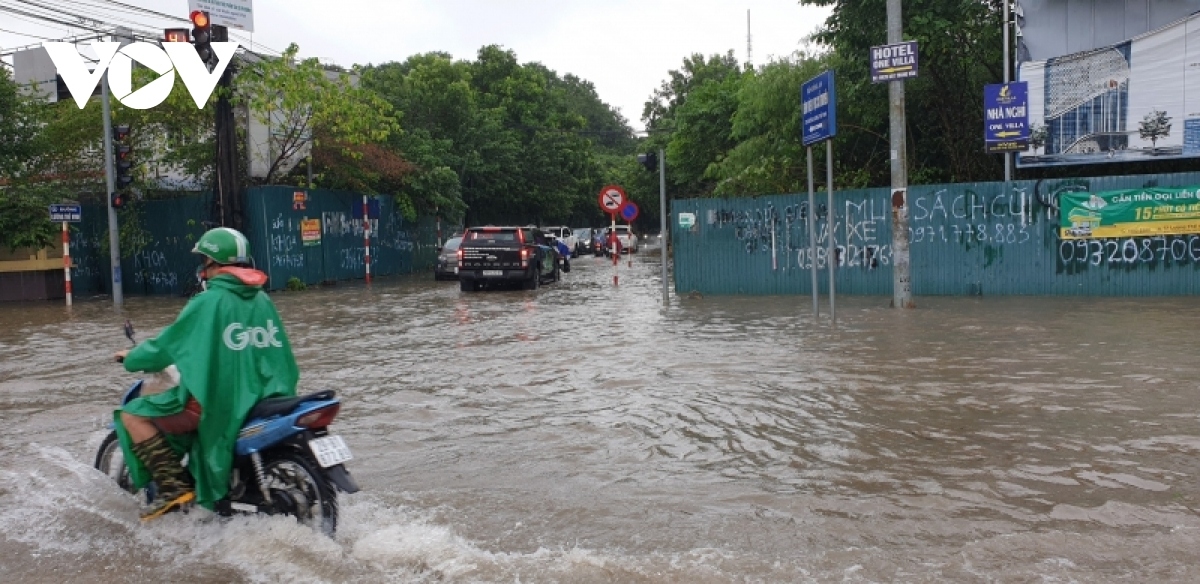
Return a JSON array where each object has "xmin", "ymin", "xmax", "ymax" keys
[
  {"xmin": 301, "ymin": 219, "xmax": 321, "ymax": 246},
  {"xmin": 1018, "ymin": 12, "xmax": 1200, "ymax": 168},
  {"xmin": 1059, "ymin": 187, "xmax": 1200, "ymax": 239}
]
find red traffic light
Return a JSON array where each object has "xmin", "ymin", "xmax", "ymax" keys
[
  {"xmin": 163, "ymin": 28, "xmax": 190, "ymax": 43},
  {"xmin": 113, "ymin": 124, "xmax": 130, "ymax": 141},
  {"xmin": 110, "ymin": 192, "xmax": 126, "ymax": 209},
  {"xmin": 189, "ymin": 10, "xmax": 210, "ymax": 28}
]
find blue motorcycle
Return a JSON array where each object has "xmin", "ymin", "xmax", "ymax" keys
[{"xmin": 94, "ymin": 322, "xmax": 358, "ymax": 535}]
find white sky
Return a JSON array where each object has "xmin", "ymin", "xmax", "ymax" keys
[{"xmin": 1, "ymin": 0, "xmax": 831, "ymax": 131}]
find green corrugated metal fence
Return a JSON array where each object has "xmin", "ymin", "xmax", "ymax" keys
[
  {"xmin": 66, "ymin": 188, "xmax": 437, "ymax": 297},
  {"xmin": 673, "ymin": 172, "xmax": 1200, "ymax": 296},
  {"xmin": 244, "ymin": 186, "xmax": 437, "ymax": 289}
]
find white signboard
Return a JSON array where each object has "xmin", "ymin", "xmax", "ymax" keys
[{"xmin": 188, "ymin": 0, "xmax": 254, "ymax": 32}]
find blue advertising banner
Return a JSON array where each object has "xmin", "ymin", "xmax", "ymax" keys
[
  {"xmin": 801, "ymin": 70, "xmax": 837, "ymax": 146},
  {"xmin": 984, "ymin": 82, "xmax": 1029, "ymax": 153}
]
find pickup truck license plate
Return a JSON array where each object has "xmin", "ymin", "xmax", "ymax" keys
[
  {"xmin": 482, "ymin": 270, "xmax": 503, "ymax": 276},
  {"xmin": 309, "ymin": 435, "xmax": 353, "ymax": 467}
]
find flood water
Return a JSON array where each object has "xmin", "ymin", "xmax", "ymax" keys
[{"xmin": 2, "ymin": 243, "xmax": 1200, "ymax": 583}]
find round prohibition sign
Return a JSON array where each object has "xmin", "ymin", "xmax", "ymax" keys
[
  {"xmin": 598, "ymin": 184, "xmax": 626, "ymax": 214},
  {"xmin": 619, "ymin": 201, "xmax": 639, "ymax": 222}
]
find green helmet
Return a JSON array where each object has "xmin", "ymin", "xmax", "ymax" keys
[{"xmin": 192, "ymin": 227, "xmax": 251, "ymax": 265}]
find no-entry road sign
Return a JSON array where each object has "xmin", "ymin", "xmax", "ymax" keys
[{"xmin": 598, "ymin": 185, "xmax": 626, "ymax": 214}]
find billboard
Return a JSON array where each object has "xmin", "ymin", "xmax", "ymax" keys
[
  {"xmin": 1017, "ymin": 12, "xmax": 1200, "ymax": 168},
  {"xmin": 1059, "ymin": 187, "xmax": 1200, "ymax": 240},
  {"xmin": 1016, "ymin": 0, "xmax": 1200, "ymax": 61}
]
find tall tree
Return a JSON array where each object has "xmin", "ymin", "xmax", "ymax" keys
[
  {"xmin": 800, "ymin": 0, "xmax": 1005, "ymax": 186},
  {"xmin": 236, "ymin": 44, "xmax": 400, "ymax": 185}
]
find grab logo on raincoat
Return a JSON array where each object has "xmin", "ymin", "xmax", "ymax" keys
[{"xmin": 223, "ymin": 321, "xmax": 283, "ymax": 351}]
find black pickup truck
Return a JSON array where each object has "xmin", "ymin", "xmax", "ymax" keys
[{"xmin": 457, "ymin": 226, "xmax": 560, "ymax": 291}]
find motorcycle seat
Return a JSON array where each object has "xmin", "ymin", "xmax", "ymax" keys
[{"xmin": 248, "ymin": 390, "xmax": 336, "ymax": 420}]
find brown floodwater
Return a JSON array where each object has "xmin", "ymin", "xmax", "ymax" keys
[{"xmin": 2, "ymin": 243, "xmax": 1199, "ymax": 583}]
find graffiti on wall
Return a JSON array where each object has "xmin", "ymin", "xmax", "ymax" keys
[{"xmin": 709, "ymin": 188, "xmax": 1038, "ymax": 271}]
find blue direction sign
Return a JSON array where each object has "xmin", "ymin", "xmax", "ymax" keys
[
  {"xmin": 870, "ymin": 41, "xmax": 918, "ymax": 83},
  {"xmin": 984, "ymin": 82, "xmax": 1030, "ymax": 153},
  {"xmin": 48, "ymin": 204, "xmax": 82, "ymax": 222},
  {"xmin": 801, "ymin": 70, "xmax": 837, "ymax": 146}
]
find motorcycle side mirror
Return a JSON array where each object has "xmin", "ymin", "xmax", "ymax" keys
[{"xmin": 124, "ymin": 319, "xmax": 135, "ymax": 345}]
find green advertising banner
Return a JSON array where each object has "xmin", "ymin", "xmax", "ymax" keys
[{"xmin": 1059, "ymin": 187, "xmax": 1200, "ymax": 240}]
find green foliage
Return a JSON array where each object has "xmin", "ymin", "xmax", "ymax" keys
[
  {"xmin": 237, "ymin": 44, "xmax": 401, "ymax": 185},
  {"xmin": 797, "ymin": 0, "xmax": 1005, "ymax": 185},
  {"xmin": 361, "ymin": 45, "xmax": 630, "ymax": 227},
  {"xmin": 285, "ymin": 276, "xmax": 307, "ymax": 291}
]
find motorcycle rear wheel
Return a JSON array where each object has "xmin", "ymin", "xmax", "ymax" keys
[{"xmin": 260, "ymin": 451, "xmax": 338, "ymax": 536}]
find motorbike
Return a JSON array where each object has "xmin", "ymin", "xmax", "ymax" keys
[{"xmin": 94, "ymin": 321, "xmax": 359, "ymax": 536}]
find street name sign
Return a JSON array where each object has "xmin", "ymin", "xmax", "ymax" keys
[{"xmin": 49, "ymin": 204, "xmax": 81, "ymax": 222}]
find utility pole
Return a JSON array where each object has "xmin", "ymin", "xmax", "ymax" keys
[
  {"xmin": 1003, "ymin": 0, "xmax": 1012, "ymax": 183},
  {"xmin": 101, "ymin": 74, "xmax": 123, "ymax": 307},
  {"xmin": 888, "ymin": 0, "xmax": 914, "ymax": 309}
]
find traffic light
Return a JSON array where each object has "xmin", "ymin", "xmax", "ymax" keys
[
  {"xmin": 637, "ymin": 151, "xmax": 657, "ymax": 172},
  {"xmin": 190, "ymin": 10, "xmax": 213, "ymax": 66},
  {"xmin": 110, "ymin": 191, "xmax": 126, "ymax": 210},
  {"xmin": 112, "ymin": 124, "xmax": 133, "ymax": 189}
]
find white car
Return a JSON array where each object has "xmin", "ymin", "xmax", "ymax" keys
[
  {"xmin": 604, "ymin": 225, "xmax": 638, "ymax": 253},
  {"xmin": 541, "ymin": 226, "xmax": 578, "ymax": 257}
]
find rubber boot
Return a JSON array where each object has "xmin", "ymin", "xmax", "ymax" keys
[{"xmin": 130, "ymin": 433, "xmax": 195, "ymax": 521}]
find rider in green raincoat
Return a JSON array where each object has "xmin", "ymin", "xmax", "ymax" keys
[{"xmin": 115, "ymin": 227, "xmax": 299, "ymax": 519}]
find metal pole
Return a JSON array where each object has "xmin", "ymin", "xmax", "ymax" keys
[
  {"xmin": 1003, "ymin": 0, "xmax": 1011, "ymax": 183},
  {"xmin": 807, "ymin": 146, "xmax": 817, "ymax": 317},
  {"xmin": 101, "ymin": 74, "xmax": 123, "ymax": 307},
  {"xmin": 611, "ymin": 213, "xmax": 618, "ymax": 286},
  {"xmin": 888, "ymin": 0, "xmax": 913, "ymax": 309},
  {"xmin": 362, "ymin": 195, "xmax": 371, "ymax": 285},
  {"xmin": 62, "ymin": 221, "xmax": 72, "ymax": 306},
  {"xmin": 658, "ymin": 147, "xmax": 668, "ymax": 306},
  {"xmin": 826, "ymin": 140, "xmax": 835, "ymax": 325}
]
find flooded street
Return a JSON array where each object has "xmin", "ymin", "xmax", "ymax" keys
[{"xmin": 3, "ymin": 244, "xmax": 1200, "ymax": 583}]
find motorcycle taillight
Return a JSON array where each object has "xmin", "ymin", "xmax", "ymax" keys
[{"xmin": 297, "ymin": 403, "xmax": 340, "ymax": 429}]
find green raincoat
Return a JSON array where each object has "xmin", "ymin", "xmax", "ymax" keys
[{"xmin": 115, "ymin": 268, "xmax": 299, "ymax": 509}]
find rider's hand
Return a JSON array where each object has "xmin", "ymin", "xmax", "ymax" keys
[{"xmin": 114, "ymin": 349, "xmax": 129, "ymax": 363}]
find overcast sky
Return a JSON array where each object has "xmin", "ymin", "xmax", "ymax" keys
[{"xmin": 1, "ymin": 0, "xmax": 831, "ymax": 131}]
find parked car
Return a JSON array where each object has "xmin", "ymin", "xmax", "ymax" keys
[
  {"xmin": 572, "ymin": 228, "xmax": 593, "ymax": 256},
  {"xmin": 601, "ymin": 225, "xmax": 638, "ymax": 255},
  {"xmin": 434, "ymin": 236, "xmax": 463, "ymax": 280},
  {"xmin": 541, "ymin": 226, "xmax": 578, "ymax": 257}
]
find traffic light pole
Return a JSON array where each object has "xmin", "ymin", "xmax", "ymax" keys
[
  {"xmin": 101, "ymin": 73, "xmax": 123, "ymax": 307},
  {"xmin": 658, "ymin": 147, "xmax": 668, "ymax": 307}
]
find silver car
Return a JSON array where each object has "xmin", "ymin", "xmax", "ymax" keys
[{"xmin": 434, "ymin": 236, "xmax": 463, "ymax": 280}]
